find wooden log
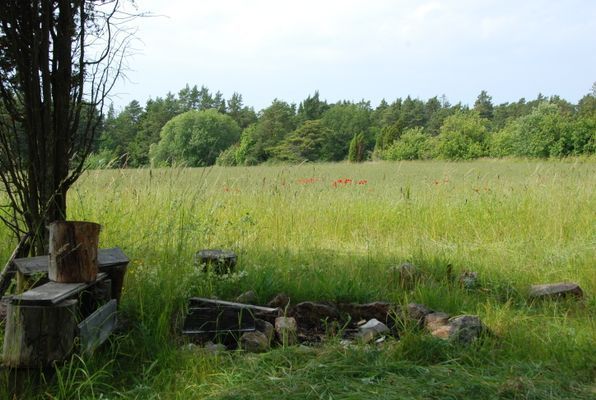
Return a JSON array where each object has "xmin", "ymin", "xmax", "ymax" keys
[
  {"xmin": 195, "ymin": 249, "xmax": 237, "ymax": 275},
  {"xmin": 2, "ymin": 299, "xmax": 78, "ymax": 368},
  {"xmin": 48, "ymin": 221, "xmax": 101, "ymax": 283}
]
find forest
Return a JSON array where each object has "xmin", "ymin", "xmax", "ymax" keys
[{"xmin": 94, "ymin": 85, "xmax": 596, "ymax": 168}]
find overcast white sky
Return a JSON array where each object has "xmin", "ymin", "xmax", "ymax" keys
[{"xmin": 110, "ymin": 0, "xmax": 596, "ymax": 111}]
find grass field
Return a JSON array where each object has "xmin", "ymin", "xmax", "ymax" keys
[{"xmin": 1, "ymin": 159, "xmax": 595, "ymax": 399}]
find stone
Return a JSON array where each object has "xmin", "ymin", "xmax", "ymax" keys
[
  {"xmin": 204, "ymin": 341, "xmax": 227, "ymax": 354},
  {"xmin": 424, "ymin": 312, "xmax": 450, "ymax": 332},
  {"xmin": 268, "ymin": 293, "xmax": 290, "ymax": 309},
  {"xmin": 428, "ymin": 315, "xmax": 485, "ymax": 344},
  {"xmin": 529, "ymin": 283, "xmax": 583, "ymax": 299},
  {"xmin": 255, "ymin": 318, "xmax": 274, "ymax": 343},
  {"xmin": 240, "ymin": 331, "xmax": 270, "ymax": 353},
  {"xmin": 290, "ymin": 301, "xmax": 340, "ymax": 330},
  {"xmin": 390, "ymin": 263, "xmax": 420, "ymax": 288},
  {"xmin": 374, "ymin": 336, "xmax": 387, "ymax": 344},
  {"xmin": 235, "ymin": 290, "xmax": 257, "ymax": 304},
  {"xmin": 446, "ymin": 315, "xmax": 485, "ymax": 344},
  {"xmin": 358, "ymin": 318, "xmax": 390, "ymax": 343},
  {"xmin": 429, "ymin": 325, "xmax": 454, "ymax": 340},
  {"xmin": 339, "ymin": 302, "xmax": 397, "ymax": 325},
  {"xmin": 459, "ymin": 271, "xmax": 479, "ymax": 289},
  {"xmin": 275, "ymin": 317, "xmax": 297, "ymax": 345},
  {"xmin": 406, "ymin": 303, "xmax": 433, "ymax": 323}
]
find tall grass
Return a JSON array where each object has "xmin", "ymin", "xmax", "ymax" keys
[{"xmin": 1, "ymin": 159, "xmax": 594, "ymax": 399}]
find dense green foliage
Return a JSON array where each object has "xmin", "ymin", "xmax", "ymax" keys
[
  {"xmin": 149, "ymin": 110, "xmax": 240, "ymax": 167},
  {"xmin": 1, "ymin": 160, "xmax": 594, "ymax": 399},
  {"xmin": 93, "ymin": 85, "xmax": 595, "ymax": 167}
]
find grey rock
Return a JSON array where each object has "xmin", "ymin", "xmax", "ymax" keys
[
  {"xmin": 446, "ymin": 315, "xmax": 485, "ymax": 344},
  {"xmin": 275, "ymin": 317, "xmax": 297, "ymax": 345},
  {"xmin": 424, "ymin": 312, "xmax": 450, "ymax": 332},
  {"xmin": 459, "ymin": 271, "xmax": 479, "ymax": 289},
  {"xmin": 529, "ymin": 282, "xmax": 583, "ymax": 299},
  {"xmin": 428, "ymin": 315, "xmax": 486, "ymax": 344},
  {"xmin": 240, "ymin": 331, "xmax": 270, "ymax": 353},
  {"xmin": 407, "ymin": 303, "xmax": 433, "ymax": 323},
  {"xmin": 268, "ymin": 293, "xmax": 290, "ymax": 309},
  {"xmin": 255, "ymin": 318, "xmax": 274, "ymax": 343},
  {"xmin": 358, "ymin": 318, "xmax": 390, "ymax": 343},
  {"xmin": 390, "ymin": 263, "xmax": 420, "ymax": 288},
  {"xmin": 204, "ymin": 341, "xmax": 227, "ymax": 354},
  {"xmin": 235, "ymin": 290, "xmax": 257, "ymax": 304}
]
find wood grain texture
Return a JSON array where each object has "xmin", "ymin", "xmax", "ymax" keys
[
  {"xmin": 2, "ymin": 299, "xmax": 78, "ymax": 368},
  {"xmin": 48, "ymin": 221, "xmax": 101, "ymax": 283}
]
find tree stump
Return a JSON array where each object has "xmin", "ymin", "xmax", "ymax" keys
[
  {"xmin": 48, "ymin": 221, "xmax": 101, "ymax": 283},
  {"xmin": 2, "ymin": 299, "xmax": 78, "ymax": 368},
  {"xmin": 195, "ymin": 249, "xmax": 237, "ymax": 275}
]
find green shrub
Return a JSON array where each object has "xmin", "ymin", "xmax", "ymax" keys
[
  {"xmin": 150, "ymin": 109, "xmax": 240, "ymax": 167},
  {"xmin": 384, "ymin": 127, "xmax": 432, "ymax": 160},
  {"xmin": 215, "ymin": 145, "xmax": 240, "ymax": 166},
  {"xmin": 435, "ymin": 111, "xmax": 488, "ymax": 160}
]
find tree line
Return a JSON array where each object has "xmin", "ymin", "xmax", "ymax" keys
[{"xmin": 93, "ymin": 84, "xmax": 596, "ymax": 168}]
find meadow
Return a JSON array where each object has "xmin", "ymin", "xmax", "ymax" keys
[{"xmin": 1, "ymin": 159, "xmax": 595, "ymax": 399}]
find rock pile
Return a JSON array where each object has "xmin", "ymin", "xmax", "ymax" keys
[{"xmin": 183, "ymin": 293, "xmax": 490, "ymax": 353}]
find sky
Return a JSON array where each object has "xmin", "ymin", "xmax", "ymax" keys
[{"xmin": 110, "ymin": 0, "xmax": 596, "ymax": 112}]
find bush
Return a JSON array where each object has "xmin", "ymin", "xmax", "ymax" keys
[
  {"xmin": 434, "ymin": 111, "xmax": 488, "ymax": 160},
  {"xmin": 150, "ymin": 109, "xmax": 240, "ymax": 167},
  {"xmin": 215, "ymin": 145, "xmax": 239, "ymax": 166},
  {"xmin": 384, "ymin": 127, "xmax": 432, "ymax": 160},
  {"xmin": 490, "ymin": 102, "xmax": 581, "ymax": 158},
  {"xmin": 348, "ymin": 132, "xmax": 366, "ymax": 162}
]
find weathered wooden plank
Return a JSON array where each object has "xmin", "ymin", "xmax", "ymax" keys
[
  {"xmin": 78, "ymin": 299, "xmax": 117, "ymax": 354},
  {"xmin": 183, "ymin": 298, "xmax": 281, "ymax": 336},
  {"xmin": 9, "ymin": 273, "xmax": 107, "ymax": 306},
  {"xmin": 188, "ymin": 297, "xmax": 280, "ymax": 315},
  {"xmin": 2, "ymin": 299, "xmax": 78, "ymax": 368},
  {"xmin": 13, "ymin": 247, "xmax": 129, "ymax": 276}
]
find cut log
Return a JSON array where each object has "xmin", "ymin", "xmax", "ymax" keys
[
  {"xmin": 2, "ymin": 299, "xmax": 78, "ymax": 368},
  {"xmin": 195, "ymin": 249, "xmax": 237, "ymax": 275},
  {"xmin": 48, "ymin": 221, "xmax": 101, "ymax": 283}
]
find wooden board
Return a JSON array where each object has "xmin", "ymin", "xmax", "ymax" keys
[
  {"xmin": 183, "ymin": 298, "xmax": 281, "ymax": 335},
  {"xmin": 8, "ymin": 273, "xmax": 107, "ymax": 306},
  {"xmin": 13, "ymin": 247, "xmax": 129, "ymax": 276},
  {"xmin": 78, "ymin": 299, "xmax": 117, "ymax": 354},
  {"xmin": 188, "ymin": 297, "xmax": 279, "ymax": 314}
]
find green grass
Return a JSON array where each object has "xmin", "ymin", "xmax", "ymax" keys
[{"xmin": 1, "ymin": 159, "xmax": 595, "ymax": 399}]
